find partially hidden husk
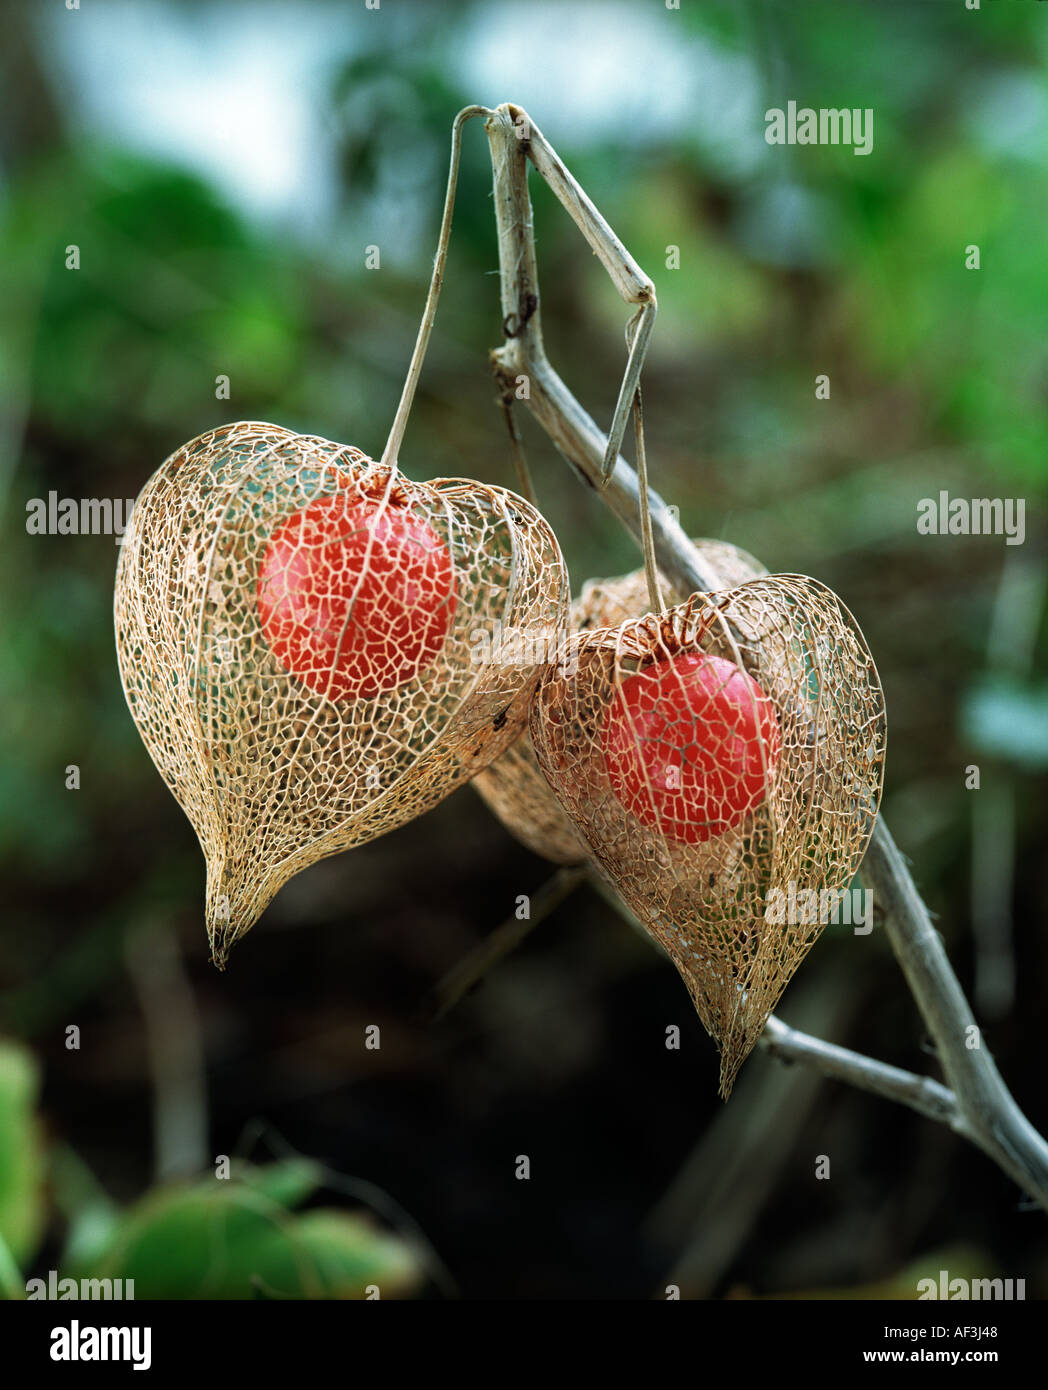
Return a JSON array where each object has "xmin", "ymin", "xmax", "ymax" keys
[{"xmin": 471, "ymin": 538, "xmax": 767, "ymax": 863}]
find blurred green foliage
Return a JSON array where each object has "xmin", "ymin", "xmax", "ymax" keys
[
  {"xmin": 0, "ymin": 1042, "xmax": 45, "ymax": 1272},
  {"xmin": 63, "ymin": 1160, "xmax": 423, "ymax": 1300}
]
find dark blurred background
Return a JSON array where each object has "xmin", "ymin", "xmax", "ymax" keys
[{"xmin": 1, "ymin": 0, "xmax": 1046, "ymax": 1299}]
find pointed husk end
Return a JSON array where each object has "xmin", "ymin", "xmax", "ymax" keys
[{"xmin": 205, "ymin": 855, "xmax": 282, "ymax": 970}]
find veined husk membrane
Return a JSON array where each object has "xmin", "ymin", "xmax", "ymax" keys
[
  {"xmin": 529, "ymin": 575, "xmax": 886, "ymax": 1096},
  {"xmin": 114, "ymin": 421, "xmax": 569, "ymax": 965},
  {"xmin": 472, "ymin": 538, "xmax": 767, "ymax": 865}
]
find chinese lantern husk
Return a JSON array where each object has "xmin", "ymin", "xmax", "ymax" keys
[
  {"xmin": 529, "ymin": 574, "xmax": 886, "ymax": 1096},
  {"xmin": 115, "ymin": 420, "xmax": 569, "ymax": 964}
]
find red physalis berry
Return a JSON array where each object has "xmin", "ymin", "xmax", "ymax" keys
[
  {"xmin": 257, "ymin": 485, "xmax": 456, "ymax": 702},
  {"xmin": 602, "ymin": 651, "xmax": 781, "ymax": 843}
]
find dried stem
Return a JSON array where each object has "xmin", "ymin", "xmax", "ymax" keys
[
  {"xmin": 380, "ymin": 105, "xmax": 492, "ymax": 470},
  {"xmin": 481, "ymin": 101, "xmax": 1048, "ymax": 1211},
  {"xmin": 863, "ymin": 821, "xmax": 1048, "ymax": 1208},
  {"xmin": 431, "ymin": 865, "xmax": 587, "ymax": 1020},
  {"xmin": 496, "ymin": 387, "xmax": 536, "ymax": 504},
  {"xmin": 759, "ymin": 1013, "xmax": 959, "ymax": 1127},
  {"xmin": 631, "ymin": 376, "xmax": 664, "ymax": 615}
]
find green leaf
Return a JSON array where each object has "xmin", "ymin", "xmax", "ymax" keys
[
  {"xmin": 71, "ymin": 1164, "xmax": 422, "ymax": 1300},
  {"xmin": 237, "ymin": 1156, "xmax": 323, "ymax": 1211},
  {"xmin": 241, "ymin": 1209, "xmax": 422, "ymax": 1301}
]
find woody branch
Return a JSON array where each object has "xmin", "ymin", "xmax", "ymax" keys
[{"xmin": 481, "ymin": 102, "xmax": 1048, "ymax": 1212}]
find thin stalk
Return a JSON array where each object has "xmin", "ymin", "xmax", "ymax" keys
[
  {"xmin": 431, "ymin": 865, "xmax": 587, "ymax": 1021},
  {"xmin": 628, "ymin": 320, "xmax": 664, "ymax": 614},
  {"xmin": 380, "ymin": 105, "xmax": 492, "ymax": 470},
  {"xmin": 497, "ymin": 390, "xmax": 536, "ymax": 504},
  {"xmin": 759, "ymin": 1014, "xmax": 960, "ymax": 1127}
]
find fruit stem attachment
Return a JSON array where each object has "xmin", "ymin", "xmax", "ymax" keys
[
  {"xmin": 380, "ymin": 105, "xmax": 493, "ymax": 471},
  {"xmin": 602, "ymin": 296, "xmax": 657, "ymax": 483},
  {"xmin": 496, "ymin": 384, "xmax": 536, "ymax": 504},
  {"xmin": 626, "ymin": 309, "xmax": 664, "ymax": 614}
]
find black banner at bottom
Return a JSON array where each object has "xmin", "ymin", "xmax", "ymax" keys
[{"xmin": 0, "ymin": 1295, "xmax": 1035, "ymax": 1374}]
